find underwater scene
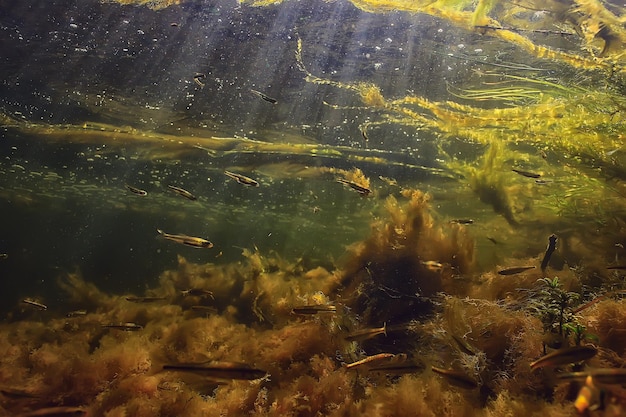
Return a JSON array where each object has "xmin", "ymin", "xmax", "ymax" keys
[{"xmin": 1, "ymin": 0, "xmax": 626, "ymax": 415}]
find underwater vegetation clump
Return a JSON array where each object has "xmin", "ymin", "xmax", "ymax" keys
[
  {"xmin": 339, "ymin": 188, "xmax": 475, "ymax": 325},
  {"xmin": 434, "ymin": 295, "xmax": 547, "ymax": 399},
  {"xmin": 464, "ymin": 141, "xmax": 521, "ymax": 226}
]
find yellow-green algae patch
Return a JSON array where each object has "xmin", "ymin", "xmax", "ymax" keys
[{"xmin": 102, "ymin": 0, "xmax": 183, "ymax": 10}]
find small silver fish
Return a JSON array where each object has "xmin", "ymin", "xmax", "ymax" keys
[
  {"xmin": 181, "ymin": 289, "xmax": 214, "ymax": 299},
  {"xmin": 431, "ymin": 366, "xmax": 479, "ymax": 389},
  {"xmin": 512, "ymin": 168, "xmax": 541, "ymax": 179},
  {"xmin": 224, "ymin": 170, "xmax": 259, "ymax": 186},
  {"xmin": 345, "ymin": 323, "xmax": 387, "ymax": 342},
  {"xmin": 193, "ymin": 73, "xmax": 206, "ymax": 88},
  {"xmin": 125, "ymin": 184, "xmax": 147, "ymax": 196},
  {"xmin": 250, "ymin": 89, "xmax": 278, "ymax": 104},
  {"xmin": 22, "ymin": 299, "xmax": 47, "ymax": 310},
  {"xmin": 558, "ymin": 368, "xmax": 626, "ymax": 385},
  {"xmin": 497, "ymin": 266, "xmax": 536, "ymax": 275},
  {"xmin": 125, "ymin": 296, "xmax": 167, "ymax": 303},
  {"xmin": 345, "ymin": 353, "xmax": 396, "ymax": 370},
  {"xmin": 167, "ymin": 185, "xmax": 197, "ymax": 200},
  {"xmin": 0, "ymin": 386, "xmax": 40, "ymax": 399},
  {"xmin": 378, "ymin": 176, "xmax": 397, "ymax": 186},
  {"xmin": 421, "ymin": 260, "xmax": 443, "ymax": 272},
  {"xmin": 530, "ymin": 346, "xmax": 597, "ymax": 370},
  {"xmin": 449, "ymin": 219, "xmax": 474, "ymax": 225},
  {"xmin": 157, "ymin": 229, "xmax": 213, "ymax": 248},
  {"xmin": 163, "ymin": 361, "xmax": 267, "ymax": 380},
  {"xmin": 291, "ymin": 305, "xmax": 337, "ymax": 315},
  {"xmin": 66, "ymin": 310, "xmax": 87, "ymax": 318},
  {"xmin": 102, "ymin": 322, "xmax": 143, "ymax": 331},
  {"xmin": 368, "ymin": 362, "xmax": 424, "ymax": 374},
  {"xmin": 337, "ymin": 178, "xmax": 371, "ymax": 196},
  {"xmin": 451, "ymin": 335, "xmax": 479, "ymax": 356},
  {"xmin": 190, "ymin": 305, "xmax": 218, "ymax": 314},
  {"xmin": 540, "ymin": 234, "xmax": 557, "ymax": 272},
  {"xmin": 15, "ymin": 406, "xmax": 86, "ymax": 417}
]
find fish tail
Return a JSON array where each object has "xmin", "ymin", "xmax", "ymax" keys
[
  {"xmin": 156, "ymin": 229, "xmax": 164, "ymax": 236},
  {"xmin": 383, "ymin": 322, "xmax": 387, "ymax": 337}
]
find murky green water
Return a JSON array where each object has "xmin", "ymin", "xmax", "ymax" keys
[{"xmin": 1, "ymin": 0, "xmax": 626, "ymax": 415}]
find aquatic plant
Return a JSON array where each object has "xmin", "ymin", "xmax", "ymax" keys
[
  {"xmin": 340, "ymin": 188, "xmax": 475, "ymax": 325},
  {"xmin": 527, "ymin": 276, "xmax": 583, "ymax": 349},
  {"xmin": 437, "ymin": 295, "xmax": 548, "ymax": 400},
  {"xmin": 466, "ymin": 142, "xmax": 519, "ymax": 226}
]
